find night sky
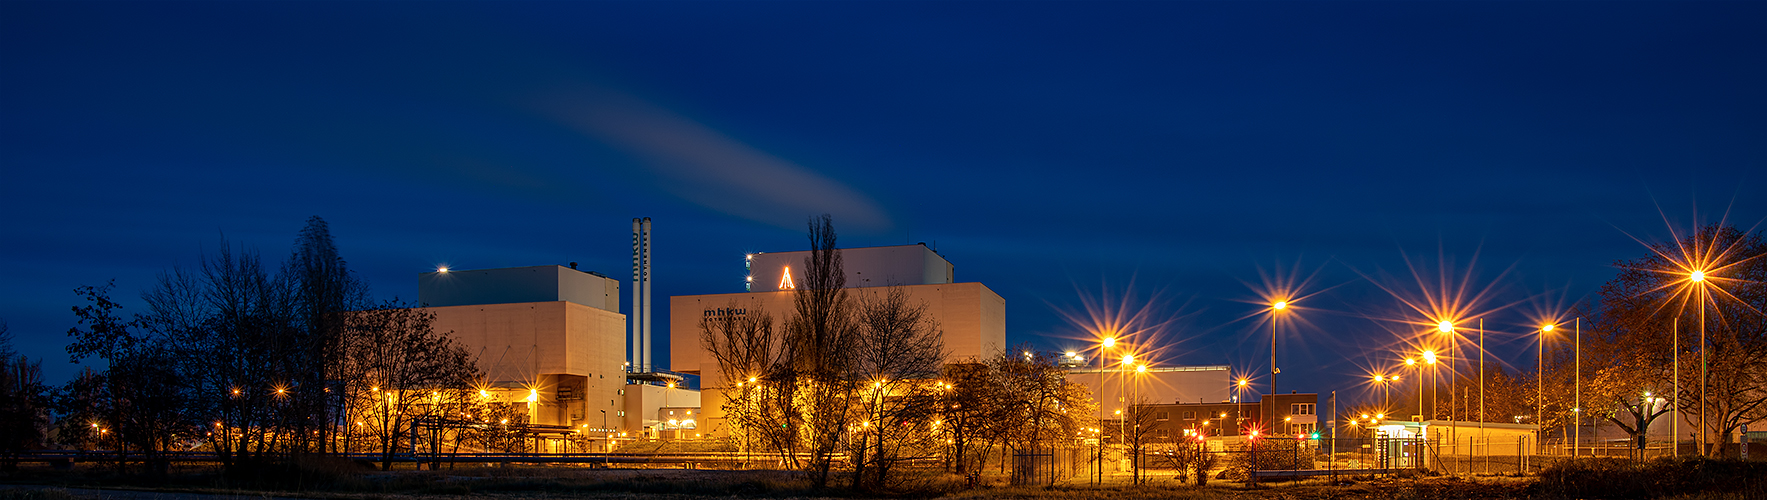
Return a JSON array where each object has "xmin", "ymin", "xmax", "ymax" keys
[{"xmin": 3, "ymin": 1, "xmax": 1763, "ymax": 406}]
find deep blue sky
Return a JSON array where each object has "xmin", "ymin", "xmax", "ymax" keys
[{"xmin": 3, "ymin": 1, "xmax": 1763, "ymax": 406}]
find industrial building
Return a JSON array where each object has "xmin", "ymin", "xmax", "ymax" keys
[
  {"xmin": 1125, "ymin": 393, "xmax": 1321, "ymax": 449},
  {"xmin": 670, "ymin": 243, "xmax": 1006, "ymax": 437},
  {"xmin": 414, "ymin": 218, "xmax": 700, "ymax": 450}
]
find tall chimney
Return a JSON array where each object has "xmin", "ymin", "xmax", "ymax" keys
[{"xmin": 631, "ymin": 217, "xmax": 652, "ymax": 372}]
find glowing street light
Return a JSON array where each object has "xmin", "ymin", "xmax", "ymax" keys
[
  {"xmin": 1268, "ymin": 300, "xmax": 1293, "ymax": 434},
  {"xmin": 1372, "ymin": 374, "xmax": 1394, "ymax": 409},
  {"xmin": 1420, "ymin": 350, "xmax": 1439, "ymax": 420},
  {"xmin": 1537, "ymin": 323, "xmax": 1555, "ymax": 448}
]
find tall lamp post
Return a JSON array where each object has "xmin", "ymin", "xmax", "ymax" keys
[
  {"xmin": 1437, "ymin": 320, "xmax": 1457, "ymax": 453},
  {"xmin": 1098, "ymin": 335, "xmax": 1115, "ymax": 483},
  {"xmin": 1405, "ymin": 357, "xmax": 1421, "ymax": 420},
  {"xmin": 1690, "ymin": 270, "xmax": 1708, "ymax": 456},
  {"xmin": 1422, "ymin": 350, "xmax": 1438, "ymax": 420},
  {"xmin": 1236, "ymin": 378, "xmax": 1250, "ymax": 433},
  {"xmin": 1133, "ymin": 362, "xmax": 1148, "ymax": 485},
  {"xmin": 1538, "ymin": 323, "xmax": 1554, "ymax": 455},
  {"xmin": 1269, "ymin": 301, "xmax": 1289, "ymax": 434}
]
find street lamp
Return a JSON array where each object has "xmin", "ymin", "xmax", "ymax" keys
[
  {"xmin": 1405, "ymin": 357, "xmax": 1421, "ymax": 421},
  {"xmin": 1436, "ymin": 320, "xmax": 1459, "ymax": 448},
  {"xmin": 1091, "ymin": 334, "xmax": 1118, "ymax": 485},
  {"xmin": 1268, "ymin": 300, "xmax": 1291, "ymax": 436},
  {"xmin": 1537, "ymin": 323, "xmax": 1554, "ymax": 455},
  {"xmin": 1421, "ymin": 350, "xmax": 1438, "ymax": 421},
  {"xmin": 1372, "ymin": 374, "xmax": 1392, "ymax": 409},
  {"xmin": 1235, "ymin": 378, "xmax": 1250, "ymax": 434},
  {"xmin": 1688, "ymin": 269, "xmax": 1708, "ymax": 455}
]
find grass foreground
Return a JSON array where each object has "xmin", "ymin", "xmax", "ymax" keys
[{"xmin": 1, "ymin": 457, "xmax": 1762, "ymax": 500}]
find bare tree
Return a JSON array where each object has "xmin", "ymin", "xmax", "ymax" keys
[
  {"xmin": 698, "ymin": 302, "xmax": 791, "ymax": 463},
  {"xmin": 0, "ymin": 321, "xmax": 51, "ymax": 470},
  {"xmin": 1122, "ymin": 396, "xmax": 1162, "ymax": 485},
  {"xmin": 989, "ymin": 347, "xmax": 1094, "ymax": 485},
  {"xmin": 343, "ymin": 303, "xmax": 480, "ymax": 470},
  {"xmin": 66, "ymin": 283, "xmax": 193, "ymax": 475},
  {"xmin": 849, "ymin": 285, "xmax": 944, "ymax": 490},
  {"xmin": 939, "ymin": 362, "xmax": 999, "ymax": 475},
  {"xmin": 190, "ymin": 240, "xmax": 299, "ymax": 464},
  {"xmin": 285, "ymin": 216, "xmax": 369, "ymax": 454},
  {"xmin": 782, "ymin": 214, "xmax": 860, "ymax": 489},
  {"xmin": 1575, "ymin": 224, "xmax": 1767, "ymax": 457}
]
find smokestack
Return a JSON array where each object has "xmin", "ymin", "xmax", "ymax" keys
[{"xmin": 631, "ymin": 217, "xmax": 652, "ymax": 372}]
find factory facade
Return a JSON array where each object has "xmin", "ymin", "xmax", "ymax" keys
[
  {"xmin": 670, "ymin": 243, "xmax": 1006, "ymax": 437},
  {"xmin": 410, "ymin": 222, "xmax": 1328, "ymax": 448}
]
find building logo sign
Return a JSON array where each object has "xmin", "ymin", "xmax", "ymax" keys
[
  {"xmin": 704, "ymin": 307, "xmax": 749, "ymax": 318},
  {"xmin": 779, "ymin": 266, "xmax": 796, "ymax": 290}
]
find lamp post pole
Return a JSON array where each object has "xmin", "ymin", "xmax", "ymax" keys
[
  {"xmin": 1539, "ymin": 324, "xmax": 1553, "ymax": 456},
  {"xmin": 1270, "ymin": 301, "xmax": 1288, "ymax": 435},
  {"xmin": 1699, "ymin": 285, "xmax": 1707, "ymax": 456}
]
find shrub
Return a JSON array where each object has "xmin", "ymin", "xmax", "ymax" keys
[
  {"xmin": 1222, "ymin": 439, "xmax": 1317, "ymax": 481},
  {"xmin": 1531, "ymin": 457, "xmax": 1767, "ymax": 499}
]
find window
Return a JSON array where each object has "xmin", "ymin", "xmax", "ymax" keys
[
  {"xmin": 1156, "ymin": 411, "xmax": 1169, "ymax": 421},
  {"xmin": 1293, "ymin": 423, "xmax": 1316, "ymax": 435},
  {"xmin": 1291, "ymin": 403, "xmax": 1315, "ymax": 415},
  {"xmin": 1156, "ymin": 429, "xmax": 1169, "ymax": 438},
  {"xmin": 1183, "ymin": 411, "xmax": 1195, "ymax": 420}
]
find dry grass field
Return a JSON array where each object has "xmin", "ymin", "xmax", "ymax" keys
[{"xmin": 2, "ymin": 457, "xmax": 1763, "ymax": 500}]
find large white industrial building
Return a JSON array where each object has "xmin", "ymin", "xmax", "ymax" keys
[
  {"xmin": 411, "ymin": 223, "xmax": 1237, "ymax": 447},
  {"xmin": 671, "ymin": 243, "xmax": 1006, "ymax": 437}
]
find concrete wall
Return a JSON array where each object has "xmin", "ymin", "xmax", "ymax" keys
[
  {"xmin": 427, "ymin": 300, "xmax": 626, "ymax": 427},
  {"xmin": 1421, "ymin": 421, "xmax": 1540, "ymax": 457},
  {"xmin": 420, "ymin": 265, "xmax": 620, "ymax": 312},
  {"xmin": 621, "ymin": 383, "xmax": 702, "ymax": 438},
  {"xmin": 748, "ymin": 244, "xmax": 953, "ymax": 292}
]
